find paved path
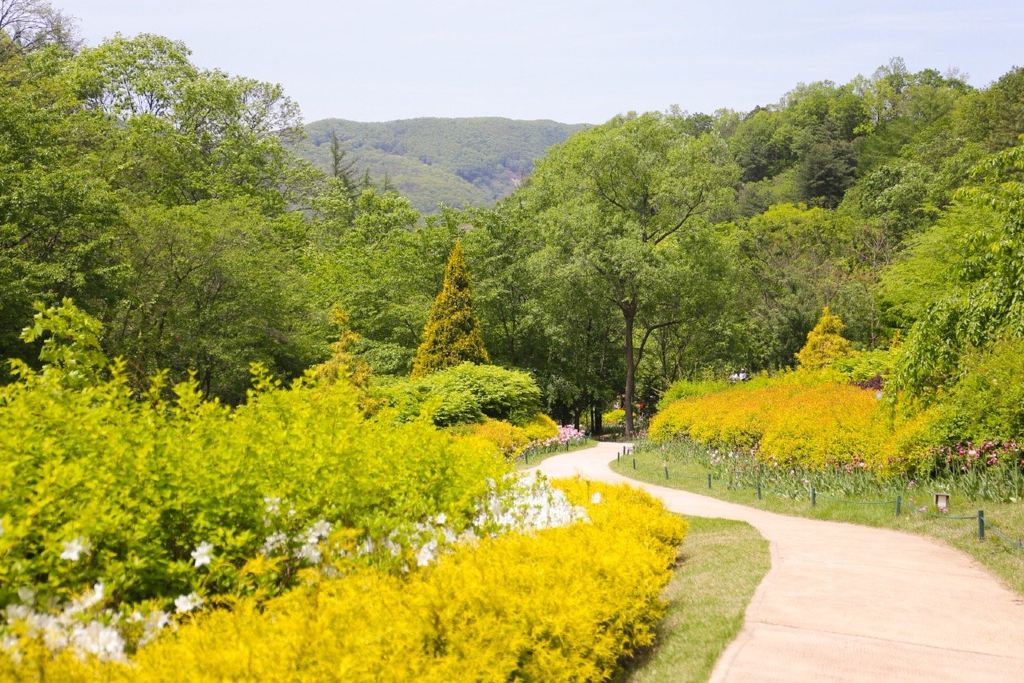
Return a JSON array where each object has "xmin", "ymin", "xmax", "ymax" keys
[{"xmin": 533, "ymin": 441, "xmax": 1024, "ymax": 682}]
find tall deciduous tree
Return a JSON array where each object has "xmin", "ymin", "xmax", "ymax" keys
[
  {"xmin": 411, "ymin": 241, "xmax": 489, "ymax": 378},
  {"xmin": 525, "ymin": 112, "xmax": 738, "ymax": 435}
]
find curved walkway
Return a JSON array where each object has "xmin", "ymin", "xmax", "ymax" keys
[{"xmin": 533, "ymin": 442, "xmax": 1024, "ymax": 682}]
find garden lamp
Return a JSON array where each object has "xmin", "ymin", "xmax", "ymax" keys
[{"xmin": 934, "ymin": 492, "xmax": 950, "ymax": 512}]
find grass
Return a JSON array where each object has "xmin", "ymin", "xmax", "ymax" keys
[
  {"xmin": 619, "ymin": 517, "xmax": 769, "ymax": 683},
  {"xmin": 515, "ymin": 439, "xmax": 597, "ymax": 470},
  {"xmin": 612, "ymin": 447, "xmax": 1024, "ymax": 596}
]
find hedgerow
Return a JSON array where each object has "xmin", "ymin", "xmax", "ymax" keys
[
  {"xmin": 649, "ymin": 369, "xmax": 936, "ymax": 474},
  {"xmin": 2, "ymin": 482, "xmax": 686, "ymax": 681}
]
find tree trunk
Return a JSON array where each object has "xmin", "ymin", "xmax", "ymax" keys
[
  {"xmin": 593, "ymin": 404, "xmax": 603, "ymax": 436},
  {"xmin": 623, "ymin": 310, "xmax": 636, "ymax": 437}
]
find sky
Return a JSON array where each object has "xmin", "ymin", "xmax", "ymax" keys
[{"xmin": 58, "ymin": 0, "xmax": 1024, "ymax": 125}]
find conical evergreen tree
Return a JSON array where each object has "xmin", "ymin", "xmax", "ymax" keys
[
  {"xmin": 411, "ymin": 241, "xmax": 490, "ymax": 378},
  {"xmin": 796, "ymin": 306, "xmax": 852, "ymax": 369}
]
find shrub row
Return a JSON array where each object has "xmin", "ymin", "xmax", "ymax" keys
[
  {"xmin": 2, "ymin": 481, "xmax": 687, "ymax": 682},
  {"xmin": 649, "ymin": 370, "xmax": 936, "ymax": 474}
]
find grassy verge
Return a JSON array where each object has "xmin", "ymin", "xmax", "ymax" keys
[
  {"xmin": 515, "ymin": 439, "xmax": 597, "ymax": 470},
  {"xmin": 612, "ymin": 449, "xmax": 1024, "ymax": 596},
  {"xmin": 619, "ymin": 517, "xmax": 769, "ymax": 683}
]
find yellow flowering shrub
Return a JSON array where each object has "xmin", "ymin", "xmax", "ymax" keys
[
  {"xmin": 457, "ymin": 413, "xmax": 559, "ymax": 458},
  {"xmin": 519, "ymin": 412, "xmax": 559, "ymax": 443},
  {"xmin": 2, "ymin": 482, "xmax": 687, "ymax": 682},
  {"xmin": 461, "ymin": 418, "xmax": 530, "ymax": 457},
  {"xmin": 650, "ymin": 370, "xmax": 937, "ymax": 473},
  {"xmin": 602, "ymin": 408, "xmax": 626, "ymax": 429}
]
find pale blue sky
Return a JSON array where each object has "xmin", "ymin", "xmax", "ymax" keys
[{"xmin": 59, "ymin": 0, "xmax": 1023, "ymax": 124}]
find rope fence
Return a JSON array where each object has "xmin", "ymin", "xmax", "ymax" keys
[
  {"xmin": 517, "ymin": 437, "xmax": 590, "ymax": 465},
  {"xmin": 619, "ymin": 446, "xmax": 1024, "ymax": 552}
]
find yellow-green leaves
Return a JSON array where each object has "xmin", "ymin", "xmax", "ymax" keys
[{"xmin": 412, "ymin": 241, "xmax": 490, "ymax": 378}]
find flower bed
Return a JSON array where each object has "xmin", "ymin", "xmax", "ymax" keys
[
  {"xmin": 649, "ymin": 370, "xmax": 935, "ymax": 474},
  {"xmin": 2, "ymin": 482, "xmax": 686, "ymax": 681}
]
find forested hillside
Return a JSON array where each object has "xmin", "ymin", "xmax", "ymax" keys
[
  {"xmin": 2, "ymin": 0, "xmax": 1024, "ymax": 436},
  {"xmin": 291, "ymin": 118, "xmax": 589, "ymax": 213}
]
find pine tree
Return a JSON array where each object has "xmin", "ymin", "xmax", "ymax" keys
[
  {"xmin": 329, "ymin": 131, "xmax": 359, "ymax": 200},
  {"xmin": 796, "ymin": 306, "xmax": 853, "ymax": 369},
  {"xmin": 411, "ymin": 241, "xmax": 490, "ymax": 377}
]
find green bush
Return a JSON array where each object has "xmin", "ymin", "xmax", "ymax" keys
[
  {"xmin": 832, "ymin": 348, "xmax": 895, "ymax": 383},
  {"xmin": 940, "ymin": 338, "xmax": 1024, "ymax": 443},
  {"xmin": 386, "ymin": 363, "xmax": 541, "ymax": 427}
]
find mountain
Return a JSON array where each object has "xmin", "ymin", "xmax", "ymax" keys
[{"xmin": 292, "ymin": 117, "xmax": 590, "ymax": 213}]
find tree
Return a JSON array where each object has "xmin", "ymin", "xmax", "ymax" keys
[
  {"xmin": 411, "ymin": 241, "xmax": 490, "ymax": 378},
  {"xmin": 893, "ymin": 143, "xmax": 1024, "ymax": 396},
  {"xmin": 796, "ymin": 307, "xmax": 852, "ymax": 369},
  {"xmin": 329, "ymin": 130, "xmax": 359, "ymax": 199},
  {"xmin": 525, "ymin": 112, "xmax": 738, "ymax": 435},
  {"xmin": 0, "ymin": 0, "xmax": 78, "ymax": 60}
]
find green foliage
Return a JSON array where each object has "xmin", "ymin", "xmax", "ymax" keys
[
  {"xmin": 940, "ymin": 338, "xmax": 1024, "ymax": 443},
  {"xmin": 0, "ymin": 302, "xmax": 508, "ymax": 613},
  {"xmin": 832, "ymin": 348, "xmax": 895, "ymax": 383},
  {"xmin": 893, "ymin": 144, "xmax": 1024, "ymax": 396},
  {"xmin": 527, "ymin": 110, "xmax": 740, "ymax": 434},
  {"xmin": 388, "ymin": 362, "xmax": 541, "ymax": 427},
  {"xmin": 411, "ymin": 242, "xmax": 490, "ymax": 378},
  {"xmin": 796, "ymin": 307, "xmax": 853, "ymax": 369},
  {"xmin": 0, "ymin": 31, "xmax": 325, "ymax": 400}
]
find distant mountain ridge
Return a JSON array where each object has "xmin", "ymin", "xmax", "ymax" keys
[{"xmin": 292, "ymin": 117, "xmax": 590, "ymax": 213}]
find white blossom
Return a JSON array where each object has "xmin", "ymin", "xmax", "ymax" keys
[
  {"xmin": 69, "ymin": 622, "xmax": 126, "ymax": 662},
  {"xmin": 590, "ymin": 492, "xmax": 603, "ymax": 505},
  {"xmin": 174, "ymin": 592, "xmax": 203, "ymax": 614},
  {"xmin": 262, "ymin": 531, "xmax": 288, "ymax": 555},
  {"xmin": 415, "ymin": 539, "xmax": 438, "ymax": 567},
  {"xmin": 190, "ymin": 541, "xmax": 213, "ymax": 568},
  {"xmin": 60, "ymin": 537, "xmax": 89, "ymax": 562},
  {"xmin": 65, "ymin": 582, "xmax": 105, "ymax": 615},
  {"xmin": 296, "ymin": 542, "xmax": 322, "ymax": 564},
  {"xmin": 263, "ymin": 496, "xmax": 280, "ymax": 515}
]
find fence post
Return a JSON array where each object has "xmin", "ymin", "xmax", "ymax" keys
[
  {"xmin": 811, "ymin": 488, "xmax": 816, "ymax": 507},
  {"xmin": 525, "ymin": 450, "xmax": 530, "ymax": 464},
  {"xmin": 895, "ymin": 495, "xmax": 901, "ymax": 516},
  {"xmin": 707, "ymin": 473, "xmax": 712, "ymax": 489},
  {"xmin": 978, "ymin": 510, "xmax": 985, "ymax": 541},
  {"xmin": 757, "ymin": 481, "xmax": 762, "ymax": 500},
  {"xmin": 632, "ymin": 455, "xmax": 636, "ymax": 470},
  {"xmin": 664, "ymin": 463, "xmax": 669, "ymax": 480}
]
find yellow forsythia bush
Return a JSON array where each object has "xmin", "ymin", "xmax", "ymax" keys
[
  {"xmin": 462, "ymin": 418, "xmax": 530, "ymax": 457},
  {"xmin": 2, "ymin": 482, "xmax": 687, "ymax": 682},
  {"xmin": 461, "ymin": 413, "xmax": 559, "ymax": 457},
  {"xmin": 519, "ymin": 412, "xmax": 559, "ymax": 443},
  {"xmin": 650, "ymin": 371, "xmax": 936, "ymax": 473}
]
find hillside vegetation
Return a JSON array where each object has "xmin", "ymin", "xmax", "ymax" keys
[{"xmin": 292, "ymin": 117, "xmax": 589, "ymax": 212}]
